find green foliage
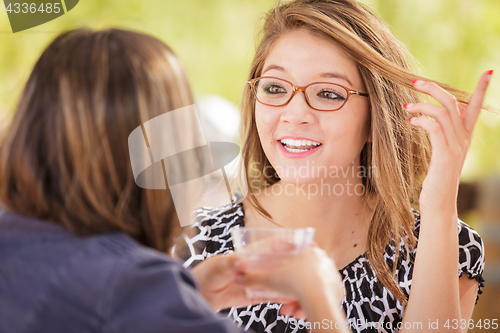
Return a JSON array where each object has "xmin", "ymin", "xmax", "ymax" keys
[{"xmin": 1, "ymin": 0, "xmax": 498, "ymax": 178}]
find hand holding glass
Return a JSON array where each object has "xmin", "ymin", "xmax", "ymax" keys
[{"xmin": 231, "ymin": 227, "xmax": 315, "ymax": 299}]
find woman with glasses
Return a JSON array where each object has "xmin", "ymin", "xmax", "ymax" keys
[{"xmin": 177, "ymin": 0, "xmax": 489, "ymax": 332}]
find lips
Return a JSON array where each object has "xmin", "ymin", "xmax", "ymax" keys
[{"xmin": 280, "ymin": 138, "xmax": 321, "ymax": 151}]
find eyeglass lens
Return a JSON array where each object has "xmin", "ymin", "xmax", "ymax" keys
[{"xmin": 253, "ymin": 77, "xmax": 348, "ymax": 111}]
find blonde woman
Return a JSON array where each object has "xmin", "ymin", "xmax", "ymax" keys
[
  {"xmin": 177, "ymin": 0, "xmax": 489, "ymax": 332},
  {"xmin": 0, "ymin": 28, "xmax": 350, "ymax": 333}
]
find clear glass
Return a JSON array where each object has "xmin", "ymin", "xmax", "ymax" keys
[
  {"xmin": 231, "ymin": 227, "xmax": 316, "ymax": 299},
  {"xmin": 248, "ymin": 76, "xmax": 369, "ymax": 111}
]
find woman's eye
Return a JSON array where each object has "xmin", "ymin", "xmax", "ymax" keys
[
  {"xmin": 318, "ymin": 90, "xmax": 344, "ymax": 100},
  {"xmin": 263, "ymin": 84, "xmax": 286, "ymax": 94}
]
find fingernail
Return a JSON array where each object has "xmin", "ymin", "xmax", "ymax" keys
[
  {"xmin": 404, "ymin": 103, "xmax": 413, "ymax": 109},
  {"xmin": 408, "ymin": 117, "xmax": 413, "ymax": 122},
  {"xmin": 412, "ymin": 80, "xmax": 422, "ymax": 86},
  {"xmin": 412, "ymin": 80, "xmax": 418, "ymax": 85},
  {"xmin": 487, "ymin": 70, "xmax": 494, "ymax": 76}
]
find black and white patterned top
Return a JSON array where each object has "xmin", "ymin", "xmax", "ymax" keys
[{"xmin": 173, "ymin": 198, "xmax": 485, "ymax": 333}]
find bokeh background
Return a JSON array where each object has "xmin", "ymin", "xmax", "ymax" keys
[{"xmin": 1, "ymin": 0, "xmax": 499, "ymax": 329}]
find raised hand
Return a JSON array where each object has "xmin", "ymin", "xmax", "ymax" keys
[{"xmin": 404, "ymin": 70, "xmax": 493, "ymax": 213}]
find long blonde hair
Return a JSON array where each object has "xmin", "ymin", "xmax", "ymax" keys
[
  {"xmin": 0, "ymin": 28, "xmax": 194, "ymax": 252},
  {"xmin": 241, "ymin": 0, "xmax": 474, "ymax": 303}
]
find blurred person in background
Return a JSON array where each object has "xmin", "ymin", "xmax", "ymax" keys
[{"xmin": 0, "ymin": 27, "xmax": 350, "ymax": 333}]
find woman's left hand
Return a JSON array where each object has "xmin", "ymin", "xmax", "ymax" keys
[
  {"xmin": 404, "ymin": 70, "xmax": 493, "ymax": 213},
  {"xmin": 190, "ymin": 253, "xmax": 249, "ymax": 310},
  {"xmin": 191, "ymin": 253, "xmax": 299, "ymax": 311}
]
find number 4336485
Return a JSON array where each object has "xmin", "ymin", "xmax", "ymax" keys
[
  {"xmin": 444, "ymin": 319, "xmax": 498, "ymax": 330},
  {"xmin": 6, "ymin": 3, "xmax": 61, "ymax": 14}
]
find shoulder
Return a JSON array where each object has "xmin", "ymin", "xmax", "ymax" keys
[
  {"xmin": 193, "ymin": 197, "xmax": 244, "ymax": 253},
  {"xmin": 455, "ymin": 220, "xmax": 485, "ymax": 282},
  {"xmin": 64, "ymin": 233, "xmax": 201, "ymax": 304},
  {"xmin": 90, "ymin": 235, "xmax": 243, "ymax": 333},
  {"xmin": 193, "ymin": 194, "xmax": 245, "ymax": 228},
  {"xmin": 0, "ymin": 213, "xmax": 241, "ymax": 333}
]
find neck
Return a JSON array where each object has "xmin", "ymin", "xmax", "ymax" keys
[{"xmin": 252, "ymin": 176, "xmax": 375, "ymax": 254}]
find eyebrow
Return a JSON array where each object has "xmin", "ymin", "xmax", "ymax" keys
[{"xmin": 262, "ymin": 64, "xmax": 353, "ymax": 86}]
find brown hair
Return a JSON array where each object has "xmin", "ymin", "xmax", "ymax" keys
[
  {"xmin": 0, "ymin": 28, "xmax": 194, "ymax": 252},
  {"xmin": 241, "ymin": 0, "xmax": 475, "ymax": 303}
]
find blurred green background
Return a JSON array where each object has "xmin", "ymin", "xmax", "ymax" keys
[
  {"xmin": 1, "ymin": 0, "xmax": 499, "ymax": 178},
  {"xmin": 1, "ymin": 0, "xmax": 499, "ymax": 327}
]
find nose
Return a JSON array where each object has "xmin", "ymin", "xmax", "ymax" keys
[{"xmin": 280, "ymin": 89, "xmax": 315, "ymax": 125}]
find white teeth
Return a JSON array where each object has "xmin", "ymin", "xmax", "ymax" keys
[
  {"xmin": 284, "ymin": 146, "xmax": 310, "ymax": 153},
  {"xmin": 279, "ymin": 138, "xmax": 321, "ymax": 147},
  {"xmin": 279, "ymin": 138, "xmax": 322, "ymax": 153}
]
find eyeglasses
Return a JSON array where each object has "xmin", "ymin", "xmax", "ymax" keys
[{"xmin": 247, "ymin": 76, "xmax": 369, "ymax": 111}]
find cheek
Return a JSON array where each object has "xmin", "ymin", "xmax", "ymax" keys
[
  {"xmin": 255, "ymin": 106, "xmax": 278, "ymax": 145},
  {"xmin": 321, "ymin": 111, "xmax": 369, "ymax": 156}
]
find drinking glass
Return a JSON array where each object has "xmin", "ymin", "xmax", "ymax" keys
[{"xmin": 231, "ymin": 227, "xmax": 316, "ymax": 299}]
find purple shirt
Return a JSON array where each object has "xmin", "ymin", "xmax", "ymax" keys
[{"xmin": 0, "ymin": 212, "xmax": 246, "ymax": 333}]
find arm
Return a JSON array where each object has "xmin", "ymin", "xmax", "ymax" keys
[
  {"xmin": 402, "ymin": 70, "xmax": 492, "ymax": 332},
  {"xmin": 401, "ymin": 216, "xmax": 481, "ymax": 333},
  {"xmin": 401, "ymin": 211, "xmax": 462, "ymax": 332},
  {"xmin": 103, "ymin": 255, "xmax": 246, "ymax": 333}
]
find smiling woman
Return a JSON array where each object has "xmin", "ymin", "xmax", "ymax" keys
[{"xmin": 174, "ymin": 0, "xmax": 489, "ymax": 332}]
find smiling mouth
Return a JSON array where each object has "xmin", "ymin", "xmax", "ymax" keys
[{"xmin": 279, "ymin": 138, "xmax": 322, "ymax": 153}]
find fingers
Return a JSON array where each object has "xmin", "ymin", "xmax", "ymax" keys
[
  {"xmin": 408, "ymin": 116, "xmax": 448, "ymax": 155},
  {"xmin": 410, "ymin": 70, "xmax": 493, "ymax": 140},
  {"xmin": 463, "ymin": 70, "xmax": 493, "ymax": 132},
  {"xmin": 247, "ymin": 297, "xmax": 297, "ymax": 305},
  {"xmin": 207, "ymin": 254, "xmax": 246, "ymax": 275},
  {"xmin": 404, "ymin": 102, "xmax": 459, "ymax": 147},
  {"xmin": 222, "ymin": 253, "xmax": 247, "ymax": 273},
  {"xmin": 192, "ymin": 253, "xmax": 247, "ymax": 289},
  {"xmin": 236, "ymin": 271, "xmax": 274, "ymax": 289},
  {"xmin": 412, "ymin": 80, "xmax": 463, "ymax": 138},
  {"xmin": 280, "ymin": 302, "xmax": 306, "ymax": 319},
  {"xmin": 242, "ymin": 236, "xmax": 296, "ymax": 254}
]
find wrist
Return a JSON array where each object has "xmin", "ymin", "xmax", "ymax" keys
[{"xmin": 419, "ymin": 207, "xmax": 458, "ymax": 225}]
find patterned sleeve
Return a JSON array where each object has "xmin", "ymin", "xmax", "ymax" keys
[{"xmin": 457, "ymin": 220, "xmax": 485, "ymax": 305}]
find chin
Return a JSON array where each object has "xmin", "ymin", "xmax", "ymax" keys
[
  {"xmin": 274, "ymin": 167, "xmax": 319, "ymax": 186},
  {"xmin": 279, "ymin": 176, "xmax": 318, "ymax": 186}
]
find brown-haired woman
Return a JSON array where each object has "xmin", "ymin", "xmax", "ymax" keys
[
  {"xmin": 0, "ymin": 28, "xmax": 350, "ymax": 333},
  {"xmin": 177, "ymin": 0, "xmax": 491, "ymax": 332}
]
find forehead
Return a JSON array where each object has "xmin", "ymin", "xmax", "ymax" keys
[{"xmin": 262, "ymin": 29, "xmax": 361, "ymax": 86}]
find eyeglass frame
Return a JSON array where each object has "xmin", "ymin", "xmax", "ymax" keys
[{"xmin": 247, "ymin": 76, "xmax": 369, "ymax": 111}]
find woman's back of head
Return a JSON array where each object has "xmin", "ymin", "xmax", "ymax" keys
[{"xmin": 0, "ymin": 28, "xmax": 194, "ymax": 252}]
